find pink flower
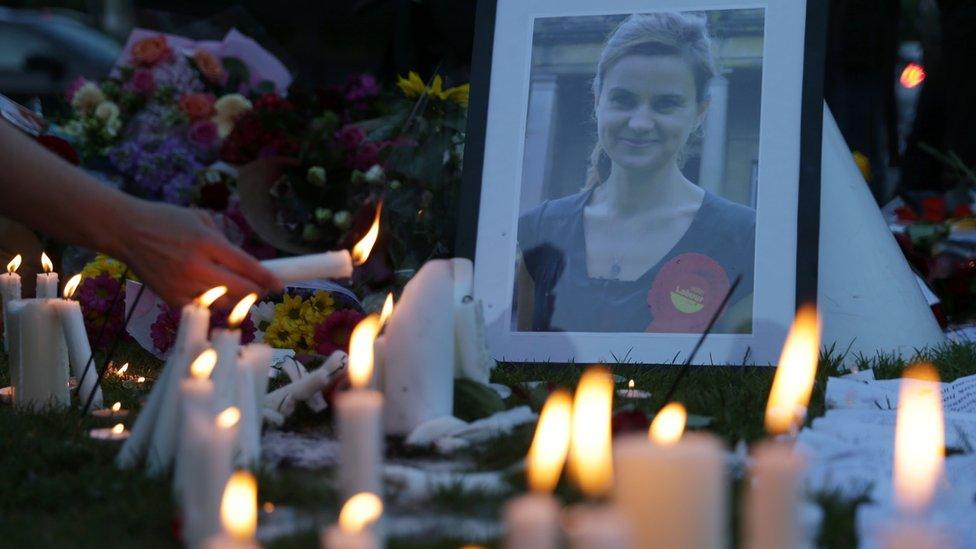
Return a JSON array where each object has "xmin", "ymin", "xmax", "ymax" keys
[
  {"xmin": 187, "ymin": 120, "xmax": 219, "ymax": 148},
  {"xmin": 314, "ymin": 309, "xmax": 365, "ymax": 356},
  {"xmin": 150, "ymin": 304, "xmax": 180, "ymax": 354},
  {"xmin": 129, "ymin": 69, "xmax": 155, "ymax": 95},
  {"xmin": 345, "ymin": 74, "xmax": 380, "ymax": 101},
  {"xmin": 337, "ymin": 125, "xmax": 366, "ymax": 151}
]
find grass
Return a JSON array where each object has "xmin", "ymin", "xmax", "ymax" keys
[{"xmin": 1, "ymin": 340, "xmax": 974, "ymax": 548}]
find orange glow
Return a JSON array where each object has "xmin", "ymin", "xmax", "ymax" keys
[
  {"xmin": 649, "ymin": 402, "xmax": 687, "ymax": 445},
  {"xmin": 40, "ymin": 252, "xmax": 53, "ymax": 273},
  {"xmin": 216, "ymin": 407, "xmax": 241, "ymax": 429},
  {"xmin": 900, "ymin": 63, "xmax": 926, "ymax": 89},
  {"xmin": 228, "ymin": 293, "xmax": 258, "ymax": 328},
  {"xmin": 526, "ymin": 389, "xmax": 573, "ymax": 493},
  {"xmin": 63, "ymin": 274, "xmax": 82, "ymax": 299},
  {"xmin": 338, "ymin": 492, "xmax": 383, "ymax": 533},
  {"xmin": 348, "ymin": 314, "xmax": 381, "ymax": 389},
  {"xmin": 220, "ymin": 471, "xmax": 257, "ymax": 540},
  {"xmin": 894, "ymin": 363, "xmax": 944, "ymax": 513},
  {"xmin": 351, "ymin": 203, "xmax": 382, "ymax": 266},
  {"xmin": 765, "ymin": 305, "xmax": 821, "ymax": 435},
  {"xmin": 116, "ymin": 363, "xmax": 129, "ymax": 376},
  {"xmin": 568, "ymin": 366, "xmax": 614, "ymax": 498},
  {"xmin": 379, "ymin": 293, "xmax": 394, "ymax": 330},
  {"xmin": 6, "ymin": 254, "xmax": 21, "ymax": 274},
  {"xmin": 195, "ymin": 286, "xmax": 227, "ymax": 308},
  {"xmin": 189, "ymin": 349, "xmax": 217, "ymax": 380}
]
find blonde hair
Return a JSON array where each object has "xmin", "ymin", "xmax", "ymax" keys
[{"xmin": 584, "ymin": 12, "xmax": 716, "ymax": 190}]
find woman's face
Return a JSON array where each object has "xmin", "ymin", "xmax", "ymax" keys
[{"xmin": 596, "ymin": 54, "xmax": 705, "ymax": 176}]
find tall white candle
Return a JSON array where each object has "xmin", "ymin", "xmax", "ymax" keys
[
  {"xmin": 201, "ymin": 426, "xmax": 253, "ymax": 549},
  {"xmin": 1, "ymin": 254, "xmax": 23, "ymax": 350},
  {"xmin": 238, "ymin": 343, "xmax": 272, "ymax": 467},
  {"xmin": 117, "ymin": 287, "xmax": 225, "ymax": 471},
  {"xmin": 321, "ymin": 492, "xmax": 383, "ymax": 549},
  {"xmin": 504, "ymin": 390, "xmax": 572, "ymax": 549},
  {"xmin": 7, "ymin": 299, "xmax": 69, "ymax": 408},
  {"xmin": 261, "ymin": 251, "xmax": 352, "ymax": 283},
  {"xmin": 613, "ymin": 404, "xmax": 727, "ymax": 549},
  {"xmin": 382, "ymin": 260, "xmax": 454, "ymax": 435},
  {"xmin": 212, "ymin": 328, "xmax": 242, "ymax": 410},
  {"xmin": 36, "ymin": 252, "xmax": 58, "ymax": 298},
  {"xmin": 200, "ymin": 407, "xmax": 243, "ymax": 545},
  {"xmin": 56, "ymin": 274, "xmax": 102, "ymax": 410},
  {"xmin": 336, "ymin": 315, "xmax": 383, "ymax": 499},
  {"xmin": 212, "ymin": 294, "xmax": 259, "ymax": 467},
  {"xmin": 177, "ymin": 349, "xmax": 217, "ymax": 543}
]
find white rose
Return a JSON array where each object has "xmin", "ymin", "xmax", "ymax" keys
[
  {"xmin": 94, "ymin": 101, "xmax": 120, "ymax": 123},
  {"xmin": 71, "ymin": 82, "xmax": 105, "ymax": 113},
  {"xmin": 212, "ymin": 93, "xmax": 253, "ymax": 138}
]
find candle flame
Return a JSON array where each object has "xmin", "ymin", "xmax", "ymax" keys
[
  {"xmin": 338, "ymin": 492, "xmax": 383, "ymax": 534},
  {"xmin": 112, "ymin": 423, "xmax": 124, "ymax": 435},
  {"xmin": 216, "ymin": 406, "xmax": 241, "ymax": 429},
  {"xmin": 63, "ymin": 274, "xmax": 82, "ymax": 299},
  {"xmin": 136, "ymin": 376, "xmax": 145, "ymax": 383},
  {"xmin": 894, "ymin": 363, "xmax": 944, "ymax": 513},
  {"xmin": 764, "ymin": 305, "xmax": 821, "ymax": 435},
  {"xmin": 116, "ymin": 363, "xmax": 129, "ymax": 376},
  {"xmin": 220, "ymin": 471, "xmax": 257, "ymax": 541},
  {"xmin": 228, "ymin": 293, "xmax": 258, "ymax": 328},
  {"xmin": 195, "ymin": 286, "xmax": 227, "ymax": 308},
  {"xmin": 348, "ymin": 314, "xmax": 381, "ymax": 389},
  {"xmin": 649, "ymin": 402, "xmax": 687, "ymax": 445},
  {"xmin": 6, "ymin": 254, "xmax": 21, "ymax": 274},
  {"xmin": 112, "ymin": 402, "xmax": 121, "ymax": 412},
  {"xmin": 379, "ymin": 293, "xmax": 394, "ymax": 329},
  {"xmin": 351, "ymin": 203, "xmax": 382, "ymax": 266},
  {"xmin": 40, "ymin": 252, "xmax": 53, "ymax": 273},
  {"xmin": 628, "ymin": 379, "xmax": 635, "ymax": 390},
  {"xmin": 568, "ymin": 366, "xmax": 614, "ymax": 498},
  {"xmin": 526, "ymin": 389, "xmax": 572, "ymax": 493},
  {"xmin": 189, "ymin": 349, "xmax": 217, "ymax": 380}
]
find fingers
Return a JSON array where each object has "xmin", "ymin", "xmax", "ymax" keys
[
  {"xmin": 201, "ymin": 237, "xmax": 283, "ymax": 293},
  {"xmin": 188, "ymin": 261, "xmax": 264, "ymax": 309}
]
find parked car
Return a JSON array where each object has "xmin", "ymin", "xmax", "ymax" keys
[{"xmin": 0, "ymin": 7, "xmax": 120, "ymax": 114}]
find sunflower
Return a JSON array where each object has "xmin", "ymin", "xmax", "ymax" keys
[{"xmin": 397, "ymin": 72, "xmax": 469, "ymax": 106}]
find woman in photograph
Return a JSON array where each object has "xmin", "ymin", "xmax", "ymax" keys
[{"xmin": 517, "ymin": 12, "xmax": 756, "ymax": 333}]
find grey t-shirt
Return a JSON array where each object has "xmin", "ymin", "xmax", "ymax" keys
[{"xmin": 518, "ymin": 188, "xmax": 755, "ymax": 333}]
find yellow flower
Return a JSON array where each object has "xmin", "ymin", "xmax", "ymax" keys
[
  {"xmin": 852, "ymin": 151, "xmax": 872, "ymax": 182},
  {"xmin": 80, "ymin": 254, "xmax": 132, "ymax": 282},
  {"xmin": 301, "ymin": 291, "xmax": 335, "ymax": 325},
  {"xmin": 274, "ymin": 294, "xmax": 305, "ymax": 324},
  {"xmin": 397, "ymin": 71, "xmax": 427, "ymax": 99},
  {"xmin": 263, "ymin": 319, "xmax": 302, "ymax": 350}
]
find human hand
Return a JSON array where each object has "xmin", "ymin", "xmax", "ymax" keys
[{"xmin": 113, "ymin": 200, "xmax": 282, "ymax": 307}]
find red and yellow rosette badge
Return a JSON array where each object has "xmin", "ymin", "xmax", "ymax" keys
[{"xmin": 646, "ymin": 253, "xmax": 731, "ymax": 333}]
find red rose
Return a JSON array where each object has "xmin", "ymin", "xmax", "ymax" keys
[{"xmin": 179, "ymin": 93, "xmax": 216, "ymax": 120}]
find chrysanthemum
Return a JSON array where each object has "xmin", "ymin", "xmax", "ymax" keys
[
  {"xmin": 264, "ymin": 319, "xmax": 303, "ymax": 350},
  {"xmin": 314, "ymin": 309, "xmax": 366, "ymax": 356},
  {"xmin": 301, "ymin": 291, "xmax": 335, "ymax": 325}
]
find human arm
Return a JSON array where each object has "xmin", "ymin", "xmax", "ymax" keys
[{"xmin": 0, "ymin": 119, "xmax": 281, "ymax": 306}]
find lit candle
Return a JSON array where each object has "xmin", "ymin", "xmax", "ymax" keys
[
  {"xmin": 503, "ymin": 390, "xmax": 571, "ymax": 549},
  {"xmin": 321, "ymin": 492, "xmax": 383, "ymax": 549},
  {"xmin": 36, "ymin": 252, "xmax": 58, "ymax": 298},
  {"xmin": 613, "ymin": 402, "xmax": 726, "ymax": 549},
  {"xmin": 89, "ymin": 422, "xmax": 129, "ymax": 441},
  {"xmin": 187, "ymin": 406, "xmax": 243, "ymax": 547},
  {"xmin": 55, "ymin": 274, "xmax": 103, "ymax": 410},
  {"xmin": 563, "ymin": 367, "xmax": 632, "ymax": 549},
  {"xmin": 91, "ymin": 401, "xmax": 128, "ymax": 420},
  {"xmin": 745, "ymin": 305, "xmax": 820, "ymax": 549},
  {"xmin": 117, "ymin": 286, "xmax": 226, "ymax": 472},
  {"xmin": 615, "ymin": 379, "xmax": 651, "ymax": 400},
  {"xmin": 5, "ymin": 298, "xmax": 69, "ymax": 408},
  {"xmin": 870, "ymin": 364, "xmax": 950, "ymax": 549},
  {"xmin": 371, "ymin": 293, "xmax": 394, "ymax": 391},
  {"xmin": 1, "ymin": 254, "xmax": 23, "ymax": 350},
  {"xmin": 336, "ymin": 315, "xmax": 384, "ymax": 499},
  {"xmin": 204, "ymin": 470, "xmax": 261, "ymax": 549},
  {"xmin": 261, "ymin": 206, "xmax": 379, "ymax": 283},
  {"xmin": 175, "ymin": 349, "xmax": 217, "ymax": 496},
  {"xmin": 238, "ymin": 341, "xmax": 273, "ymax": 466},
  {"xmin": 382, "ymin": 260, "xmax": 454, "ymax": 435}
]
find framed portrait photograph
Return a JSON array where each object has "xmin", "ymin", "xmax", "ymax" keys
[{"xmin": 458, "ymin": 0, "xmax": 825, "ymax": 365}]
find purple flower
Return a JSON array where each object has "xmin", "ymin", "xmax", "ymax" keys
[
  {"xmin": 345, "ymin": 74, "xmax": 379, "ymax": 101},
  {"xmin": 128, "ymin": 69, "xmax": 155, "ymax": 95},
  {"xmin": 337, "ymin": 125, "xmax": 366, "ymax": 151},
  {"xmin": 77, "ymin": 274, "xmax": 122, "ymax": 312},
  {"xmin": 109, "ymin": 135, "xmax": 204, "ymax": 205},
  {"xmin": 150, "ymin": 303, "xmax": 180, "ymax": 353},
  {"xmin": 187, "ymin": 120, "xmax": 219, "ymax": 149},
  {"xmin": 151, "ymin": 55, "xmax": 205, "ymax": 95},
  {"xmin": 76, "ymin": 274, "xmax": 126, "ymax": 348}
]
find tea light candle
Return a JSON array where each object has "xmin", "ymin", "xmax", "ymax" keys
[
  {"xmin": 613, "ymin": 403, "xmax": 727, "ymax": 549},
  {"xmin": 36, "ymin": 252, "xmax": 58, "ymax": 298},
  {"xmin": 203, "ymin": 470, "xmax": 261, "ymax": 549},
  {"xmin": 56, "ymin": 274, "xmax": 102, "ymax": 410},
  {"xmin": 262, "ymin": 208, "xmax": 379, "ymax": 283},
  {"xmin": 91, "ymin": 401, "xmax": 129, "ymax": 420},
  {"xmin": 89, "ymin": 423, "xmax": 129, "ymax": 441},
  {"xmin": 321, "ymin": 492, "xmax": 383, "ymax": 549},
  {"xmin": 504, "ymin": 390, "xmax": 572, "ymax": 549},
  {"xmin": 336, "ymin": 315, "xmax": 383, "ymax": 499},
  {"xmin": 1, "ymin": 254, "xmax": 22, "ymax": 349},
  {"xmin": 615, "ymin": 379, "xmax": 651, "ymax": 399}
]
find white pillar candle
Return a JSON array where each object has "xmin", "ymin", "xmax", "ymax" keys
[
  {"xmin": 195, "ymin": 407, "xmax": 242, "ymax": 546},
  {"xmin": 175, "ymin": 349, "xmax": 217, "ymax": 496},
  {"xmin": 7, "ymin": 299, "xmax": 69, "ymax": 408},
  {"xmin": 1, "ymin": 255, "xmax": 23, "ymax": 350},
  {"xmin": 54, "ymin": 279, "xmax": 102, "ymax": 410},
  {"xmin": 563, "ymin": 504, "xmax": 632, "ymax": 549},
  {"xmin": 503, "ymin": 493, "xmax": 561, "ymax": 549},
  {"xmin": 36, "ymin": 253, "xmax": 58, "ymax": 298},
  {"xmin": 612, "ymin": 431, "xmax": 727, "ymax": 549},
  {"xmin": 238, "ymin": 343, "xmax": 272, "ymax": 467},
  {"xmin": 336, "ymin": 315, "xmax": 383, "ymax": 500},
  {"xmin": 744, "ymin": 441, "xmax": 805, "ymax": 549},
  {"xmin": 261, "ymin": 251, "xmax": 352, "ymax": 283},
  {"xmin": 211, "ymin": 328, "xmax": 242, "ymax": 410},
  {"xmin": 117, "ymin": 295, "xmax": 217, "ymax": 471},
  {"xmin": 382, "ymin": 260, "xmax": 454, "ymax": 435}
]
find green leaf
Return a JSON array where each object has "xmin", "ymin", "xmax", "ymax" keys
[{"xmin": 453, "ymin": 379, "xmax": 505, "ymax": 422}]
